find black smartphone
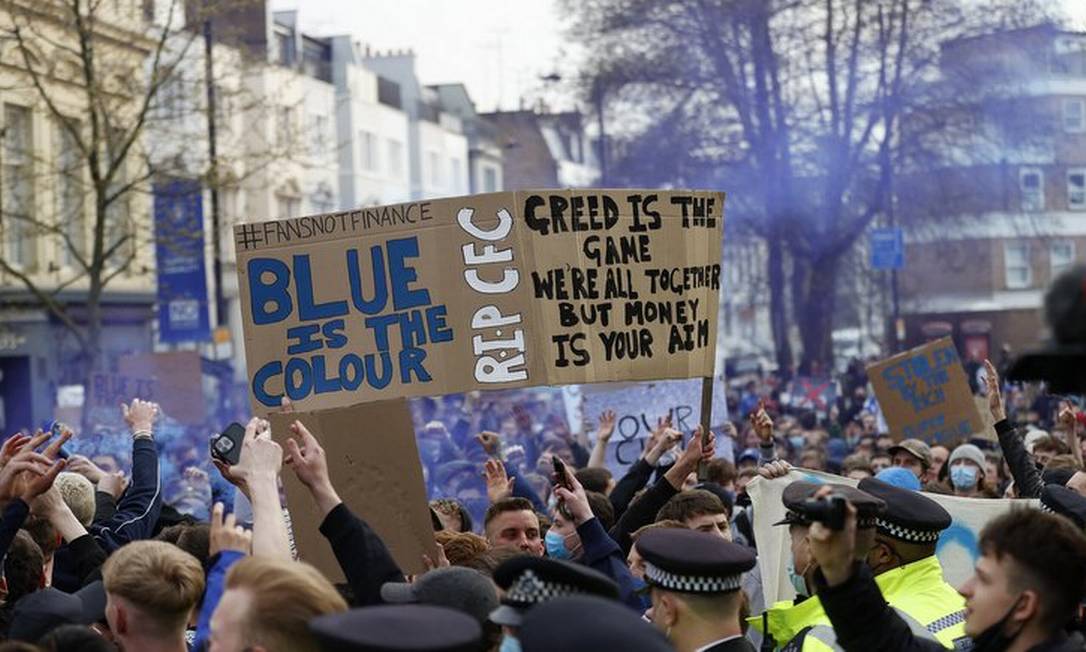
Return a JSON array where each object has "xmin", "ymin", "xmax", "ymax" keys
[
  {"xmin": 552, "ymin": 456, "xmax": 574, "ymax": 519},
  {"xmin": 210, "ymin": 422, "xmax": 246, "ymax": 466}
]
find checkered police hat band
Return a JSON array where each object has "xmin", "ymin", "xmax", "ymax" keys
[
  {"xmin": 876, "ymin": 518, "xmax": 941, "ymax": 543},
  {"xmin": 643, "ymin": 561, "xmax": 742, "ymax": 594},
  {"xmin": 505, "ymin": 570, "xmax": 582, "ymax": 606},
  {"xmin": 857, "ymin": 516, "xmax": 877, "ymax": 529}
]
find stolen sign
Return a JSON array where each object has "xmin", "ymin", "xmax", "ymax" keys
[{"xmin": 867, "ymin": 337, "xmax": 984, "ymax": 444}]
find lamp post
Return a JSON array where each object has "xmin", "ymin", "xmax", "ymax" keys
[{"xmin": 539, "ymin": 72, "xmax": 607, "ymax": 186}]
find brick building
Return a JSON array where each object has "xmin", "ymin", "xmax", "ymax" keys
[{"xmin": 898, "ymin": 25, "xmax": 1086, "ymax": 362}]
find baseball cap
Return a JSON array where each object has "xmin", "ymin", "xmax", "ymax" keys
[
  {"xmin": 887, "ymin": 439, "xmax": 932, "ymax": 469},
  {"xmin": 380, "ymin": 567, "xmax": 498, "ymax": 626}
]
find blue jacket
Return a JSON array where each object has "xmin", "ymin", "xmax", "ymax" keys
[
  {"xmin": 192, "ymin": 550, "xmax": 246, "ymax": 651},
  {"xmin": 53, "ymin": 437, "xmax": 162, "ymax": 592},
  {"xmin": 577, "ymin": 516, "xmax": 648, "ymax": 612}
]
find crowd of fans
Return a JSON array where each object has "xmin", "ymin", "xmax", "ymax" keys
[{"xmin": 0, "ymin": 346, "xmax": 1084, "ymax": 650}]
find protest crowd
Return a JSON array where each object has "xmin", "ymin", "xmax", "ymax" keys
[{"xmin": 1, "ymin": 274, "xmax": 1086, "ymax": 652}]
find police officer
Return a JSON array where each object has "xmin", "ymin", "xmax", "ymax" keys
[
  {"xmin": 854, "ymin": 477, "xmax": 971, "ymax": 649},
  {"xmin": 807, "ymin": 486, "xmax": 1086, "ymax": 651},
  {"xmin": 637, "ymin": 527, "xmax": 757, "ymax": 652},
  {"xmin": 754, "ymin": 481, "xmax": 886, "ymax": 651},
  {"xmin": 489, "ymin": 556, "xmax": 619, "ymax": 652}
]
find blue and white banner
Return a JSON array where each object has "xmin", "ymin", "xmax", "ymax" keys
[{"xmin": 154, "ymin": 179, "xmax": 211, "ymax": 343}]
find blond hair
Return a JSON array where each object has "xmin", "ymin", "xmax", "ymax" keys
[
  {"xmin": 224, "ymin": 557, "xmax": 347, "ymax": 652},
  {"xmin": 55, "ymin": 472, "xmax": 95, "ymax": 526},
  {"xmin": 102, "ymin": 541, "xmax": 205, "ymax": 635}
]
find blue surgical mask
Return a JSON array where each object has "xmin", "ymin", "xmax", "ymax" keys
[
  {"xmin": 544, "ymin": 529, "xmax": 571, "ymax": 560},
  {"xmin": 499, "ymin": 634, "xmax": 522, "ymax": 652},
  {"xmin": 950, "ymin": 464, "xmax": 979, "ymax": 490},
  {"xmin": 785, "ymin": 559, "xmax": 809, "ymax": 597},
  {"xmin": 789, "ymin": 436, "xmax": 806, "ymax": 451}
]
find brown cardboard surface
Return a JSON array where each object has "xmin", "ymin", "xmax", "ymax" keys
[
  {"xmin": 235, "ymin": 190, "xmax": 724, "ymax": 415},
  {"xmin": 269, "ymin": 399, "xmax": 436, "ymax": 580},
  {"xmin": 118, "ymin": 351, "xmax": 205, "ymax": 425},
  {"xmin": 867, "ymin": 337, "xmax": 984, "ymax": 445}
]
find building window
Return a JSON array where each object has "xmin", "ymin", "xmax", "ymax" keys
[
  {"xmin": 1004, "ymin": 242, "xmax": 1032, "ymax": 289},
  {"xmin": 428, "ymin": 151, "xmax": 441, "ymax": 186},
  {"xmin": 274, "ymin": 27, "xmax": 295, "ymax": 67},
  {"xmin": 360, "ymin": 131, "xmax": 378, "ymax": 172},
  {"xmin": 310, "ymin": 186, "xmax": 335, "ymax": 214},
  {"xmin": 1069, "ymin": 168, "xmax": 1086, "ymax": 210},
  {"xmin": 55, "ymin": 119, "xmax": 84, "ymax": 267},
  {"xmin": 1019, "ymin": 168, "xmax": 1044, "ymax": 212},
  {"xmin": 1063, "ymin": 98, "xmax": 1086, "ymax": 133},
  {"xmin": 483, "ymin": 166, "xmax": 498, "ymax": 193},
  {"xmin": 276, "ymin": 194, "xmax": 301, "ymax": 219},
  {"xmin": 450, "ymin": 157, "xmax": 462, "ymax": 192},
  {"xmin": 387, "ymin": 139, "xmax": 404, "ymax": 179},
  {"xmin": 3, "ymin": 104, "xmax": 36, "ymax": 270},
  {"xmin": 1051, "ymin": 241, "xmax": 1076, "ymax": 279}
]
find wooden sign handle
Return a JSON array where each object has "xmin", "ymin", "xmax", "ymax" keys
[{"xmin": 697, "ymin": 376, "xmax": 713, "ymax": 481}]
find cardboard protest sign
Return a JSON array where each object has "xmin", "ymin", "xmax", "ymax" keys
[
  {"xmin": 269, "ymin": 399, "xmax": 437, "ymax": 579},
  {"xmin": 867, "ymin": 337, "xmax": 984, "ymax": 444},
  {"xmin": 118, "ymin": 351, "xmax": 205, "ymax": 425},
  {"xmin": 234, "ymin": 190, "xmax": 724, "ymax": 414},
  {"xmin": 748, "ymin": 470, "xmax": 1036, "ymax": 606},
  {"xmin": 581, "ymin": 378, "xmax": 731, "ymax": 477}
]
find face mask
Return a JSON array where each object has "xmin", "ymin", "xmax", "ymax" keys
[
  {"xmin": 499, "ymin": 634, "xmax": 522, "ymax": 652},
  {"xmin": 786, "ymin": 559, "xmax": 809, "ymax": 597},
  {"xmin": 545, "ymin": 529, "xmax": 571, "ymax": 560},
  {"xmin": 971, "ymin": 595, "xmax": 1025, "ymax": 652},
  {"xmin": 789, "ymin": 436, "xmax": 806, "ymax": 451},
  {"xmin": 950, "ymin": 464, "xmax": 979, "ymax": 490}
]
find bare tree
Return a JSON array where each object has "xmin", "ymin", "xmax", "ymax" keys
[{"xmin": 565, "ymin": 0, "xmax": 1056, "ymax": 370}]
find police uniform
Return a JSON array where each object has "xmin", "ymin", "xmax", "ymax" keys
[
  {"xmin": 752, "ymin": 482, "xmax": 886, "ymax": 651},
  {"xmin": 637, "ymin": 528, "xmax": 758, "ymax": 652},
  {"xmin": 518, "ymin": 595, "xmax": 672, "ymax": 652},
  {"xmin": 1041, "ymin": 483, "xmax": 1086, "ymax": 530},
  {"xmin": 835, "ymin": 477, "xmax": 969, "ymax": 650},
  {"xmin": 489, "ymin": 556, "xmax": 619, "ymax": 627},
  {"xmin": 308, "ymin": 604, "xmax": 481, "ymax": 652}
]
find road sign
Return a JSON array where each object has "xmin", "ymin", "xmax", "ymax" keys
[{"xmin": 870, "ymin": 227, "xmax": 904, "ymax": 270}]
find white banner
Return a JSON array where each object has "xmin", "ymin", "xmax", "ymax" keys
[{"xmin": 748, "ymin": 470, "xmax": 1038, "ymax": 606}]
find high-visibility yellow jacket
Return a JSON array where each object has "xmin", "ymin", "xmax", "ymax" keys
[{"xmin": 750, "ymin": 556, "xmax": 970, "ymax": 651}]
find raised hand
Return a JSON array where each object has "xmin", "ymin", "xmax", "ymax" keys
[
  {"xmin": 209, "ymin": 502, "xmax": 252, "ymax": 557},
  {"xmin": 552, "ymin": 463, "xmax": 593, "ymax": 525},
  {"xmin": 421, "ymin": 543, "xmax": 450, "ymax": 572},
  {"xmin": 0, "ymin": 434, "xmax": 30, "ymax": 470},
  {"xmin": 284, "ymin": 420, "xmax": 329, "ymax": 491},
  {"xmin": 758, "ymin": 460, "xmax": 794, "ymax": 480},
  {"xmin": 67, "ymin": 455, "xmax": 105, "ymax": 484},
  {"xmin": 121, "ymin": 399, "xmax": 159, "ymax": 433},
  {"xmin": 484, "ymin": 458, "xmax": 515, "ymax": 503},
  {"xmin": 807, "ymin": 486, "xmax": 859, "ymax": 587},
  {"xmin": 597, "ymin": 410, "xmax": 617, "ymax": 443},
  {"xmin": 645, "ymin": 427, "xmax": 683, "ymax": 466},
  {"xmin": 983, "ymin": 360, "xmax": 1005, "ymax": 422},
  {"xmin": 0, "ymin": 448, "xmax": 55, "ymax": 503},
  {"xmin": 474, "ymin": 431, "xmax": 501, "ymax": 457},
  {"xmin": 749, "ymin": 401, "xmax": 774, "ymax": 443},
  {"xmin": 98, "ymin": 471, "xmax": 128, "ymax": 500},
  {"xmin": 1059, "ymin": 401, "xmax": 1077, "ymax": 432},
  {"xmin": 214, "ymin": 417, "xmax": 280, "ymax": 497}
]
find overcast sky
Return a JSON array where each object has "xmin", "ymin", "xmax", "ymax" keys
[{"xmin": 272, "ymin": 0, "xmax": 1086, "ymax": 114}]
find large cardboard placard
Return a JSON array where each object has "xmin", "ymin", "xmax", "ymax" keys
[
  {"xmin": 867, "ymin": 337, "xmax": 984, "ymax": 444},
  {"xmin": 235, "ymin": 190, "xmax": 723, "ymax": 414},
  {"xmin": 269, "ymin": 399, "xmax": 437, "ymax": 579}
]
